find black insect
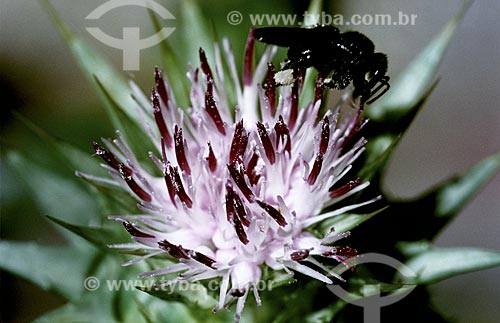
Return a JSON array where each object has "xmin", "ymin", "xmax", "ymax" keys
[{"xmin": 254, "ymin": 25, "xmax": 390, "ymax": 104}]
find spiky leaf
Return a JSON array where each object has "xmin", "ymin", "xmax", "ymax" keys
[
  {"xmin": 401, "ymin": 247, "xmax": 500, "ymax": 285},
  {"xmin": 47, "ymin": 215, "xmax": 126, "ymax": 248},
  {"xmin": 0, "ymin": 241, "xmax": 94, "ymax": 301},
  {"xmin": 354, "ymin": 153, "xmax": 500, "ymax": 251}
]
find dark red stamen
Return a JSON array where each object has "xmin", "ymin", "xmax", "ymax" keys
[
  {"xmin": 314, "ymin": 72, "xmax": 324, "ymax": 105},
  {"xmin": 229, "ymin": 120, "xmax": 248, "ymax": 165},
  {"xmin": 119, "ymin": 164, "xmax": 133, "ymax": 178},
  {"xmin": 319, "ymin": 116, "xmax": 330, "ymax": 156},
  {"xmin": 225, "ymin": 184, "xmax": 236, "ymax": 222},
  {"xmin": 323, "ymin": 246, "xmax": 358, "ymax": 269},
  {"xmin": 257, "ymin": 200, "xmax": 287, "ymax": 227},
  {"xmin": 93, "ymin": 141, "xmax": 121, "ymax": 170},
  {"xmin": 307, "ymin": 118, "xmax": 329, "ymax": 186},
  {"xmin": 163, "ymin": 161, "xmax": 177, "ymax": 205},
  {"xmin": 191, "ymin": 251, "xmax": 217, "ymax": 269},
  {"xmin": 340, "ymin": 110, "xmax": 364, "ymax": 154},
  {"xmin": 263, "ymin": 62, "xmax": 276, "ymax": 115},
  {"xmin": 232, "ymin": 213, "xmax": 249, "ymax": 245},
  {"xmin": 125, "ymin": 177, "xmax": 153, "ymax": 202},
  {"xmin": 199, "ymin": 48, "xmax": 214, "ymax": 83},
  {"xmin": 171, "ymin": 166, "xmax": 193, "ymax": 208},
  {"xmin": 159, "ymin": 239, "xmax": 217, "ymax": 269},
  {"xmin": 228, "ymin": 164, "xmax": 254, "ymax": 202},
  {"xmin": 161, "ymin": 139, "xmax": 176, "ymax": 205},
  {"xmin": 154, "ymin": 67, "xmax": 170, "ymax": 110},
  {"xmin": 243, "ymin": 27, "xmax": 255, "ymax": 86},
  {"xmin": 231, "ymin": 213, "xmax": 249, "ymax": 244},
  {"xmin": 314, "ymin": 73, "xmax": 325, "ymax": 125},
  {"xmin": 161, "ymin": 137, "xmax": 169, "ymax": 161},
  {"xmin": 123, "ymin": 221, "xmax": 155, "ymax": 238},
  {"xmin": 206, "ymin": 142, "xmax": 217, "ymax": 172},
  {"xmin": 225, "ymin": 185, "xmax": 249, "ymax": 244},
  {"xmin": 336, "ymin": 246, "xmax": 358, "ymax": 259},
  {"xmin": 233, "ymin": 191, "xmax": 250, "ymax": 227},
  {"xmin": 323, "ymin": 246, "xmax": 358, "ymax": 259},
  {"xmin": 205, "ymin": 82, "xmax": 226, "ymax": 135},
  {"xmin": 158, "ymin": 240, "xmax": 190, "ymax": 259},
  {"xmin": 290, "ymin": 249, "xmax": 310, "ymax": 261},
  {"xmin": 193, "ymin": 67, "xmax": 199, "ymax": 83},
  {"xmin": 274, "ymin": 115, "xmax": 291, "ymax": 154},
  {"xmin": 257, "ymin": 122, "xmax": 276, "ymax": 164},
  {"xmin": 174, "ymin": 125, "xmax": 191, "ymax": 175},
  {"xmin": 152, "ymin": 89, "xmax": 172, "ymax": 147},
  {"xmin": 329, "ymin": 178, "xmax": 361, "ymax": 198},
  {"xmin": 93, "ymin": 142, "xmax": 152, "ymax": 202},
  {"xmin": 307, "ymin": 155, "xmax": 323, "ymax": 185},
  {"xmin": 246, "ymin": 150, "xmax": 260, "ymax": 186}
]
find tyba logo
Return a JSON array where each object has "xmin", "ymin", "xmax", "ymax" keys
[
  {"xmin": 327, "ymin": 253, "xmax": 417, "ymax": 323},
  {"xmin": 86, "ymin": 0, "xmax": 175, "ymax": 70}
]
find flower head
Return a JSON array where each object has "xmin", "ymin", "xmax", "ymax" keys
[{"xmin": 88, "ymin": 29, "xmax": 378, "ymax": 321}]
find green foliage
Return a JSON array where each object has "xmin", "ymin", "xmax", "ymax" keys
[
  {"xmin": 401, "ymin": 247, "xmax": 500, "ymax": 285},
  {"xmin": 136, "ymin": 282, "xmax": 218, "ymax": 310},
  {"xmin": 0, "ymin": 241, "xmax": 94, "ymax": 301}
]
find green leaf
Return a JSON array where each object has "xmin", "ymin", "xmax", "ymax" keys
[
  {"xmin": 304, "ymin": 0, "xmax": 324, "ymax": 26},
  {"xmin": 398, "ymin": 152, "xmax": 500, "ymax": 239},
  {"xmin": 304, "ymin": 300, "xmax": 346, "ymax": 323},
  {"xmin": 179, "ymin": 0, "xmax": 212, "ymax": 66},
  {"xmin": 353, "ymin": 153, "xmax": 500, "ymax": 251},
  {"xmin": 76, "ymin": 170, "xmax": 139, "ymax": 214},
  {"xmin": 318, "ymin": 207, "xmax": 388, "ymax": 235},
  {"xmin": 267, "ymin": 279, "xmax": 322, "ymax": 323},
  {"xmin": 32, "ymin": 303, "xmax": 123, "ymax": 323},
  {"xmin": 397, "ymin": 240, "xmax": 432, "ymax": 257},
  {"xmin": 31, "ymin": 254, "xmax": 153, "ymax": 323},
  {"xmin": 134, "ymin": 297, "xmax": 200, "ymax": 323},
  {"xmin": 5, "ymin": 151, "xmax": 100, "ymax": 227},
  {"xmin": 93, "ymin": 76, "xmax": 159, "ymax": 171},
  {"xmin": 401, "ymin": 247, "xmax": 500, "ymax": 285},
  {"xmin": 47, "ymin": 215, "xmax": 127, "ymax": 248},
  {"xmin": 366, "ymin": 1, "xmax": 470, "ymax": 122},
  {"xmin": 135, "ymin": 277, "xmax": 234, "ymax": 322},
  {"xmin": 260, "ymin": 266, "xmax": 296, "ymax": 290},
  {"xmin": 0, "ymin": 241, "xmax": 95, "ymax": 301},
  {"xmin": 434, "ymin": 152, "xmax": 500, "ymax": 217},
  {"xmin": 137, "ymin": 281, "xmax": 218, "ymax": 310},
  {"xmin": 12, "ymin": 112, "xmax": 103, "ymax": 176},
  {"xmin": 358, "ymin": 134, "xmax": 400, "ymax": 183}
]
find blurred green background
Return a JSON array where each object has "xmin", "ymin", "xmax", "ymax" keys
[{"xmin": 1, "ymin": 0, "xmax": 499, "ymax": 322}]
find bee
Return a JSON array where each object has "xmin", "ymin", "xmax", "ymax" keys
[{"xmin": 254, "ymin": 25, "xmax": 390, "ymax": 104}]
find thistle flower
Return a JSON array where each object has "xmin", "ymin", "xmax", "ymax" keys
[{"xmin": 86, "ymin": 29, "xmax": 379, "ymax": 321}]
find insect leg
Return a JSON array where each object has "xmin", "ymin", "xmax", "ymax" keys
[{"xmin": 365, "ymin": 76, "xmax": 390, "ymax": 104}]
